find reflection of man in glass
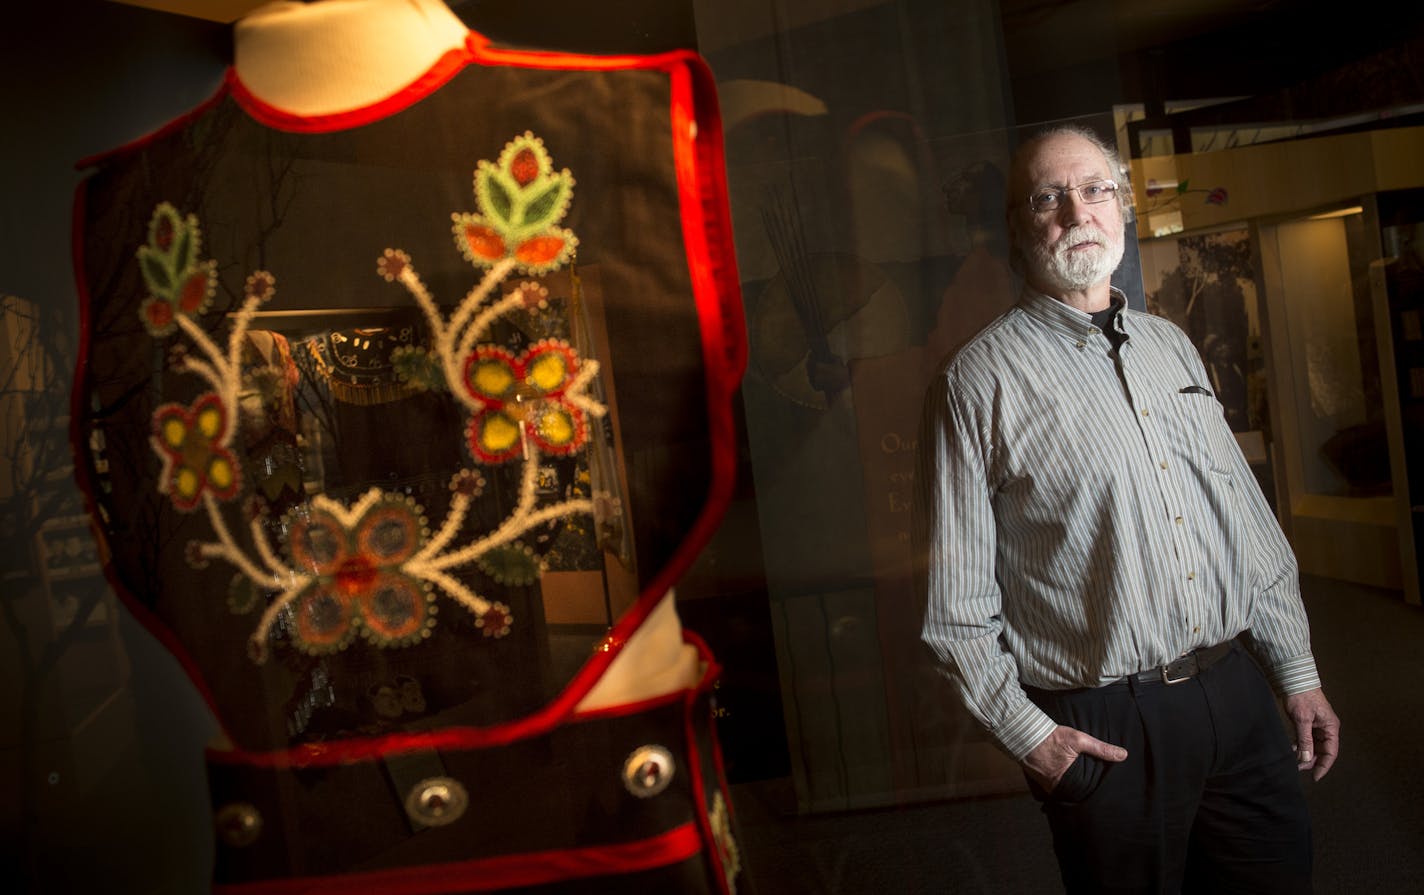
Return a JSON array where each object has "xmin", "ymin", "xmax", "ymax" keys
[{"xmin": 914, "ymin": 126, "xmax": 1339, "ymax": 893}]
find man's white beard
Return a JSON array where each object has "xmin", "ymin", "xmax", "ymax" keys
[{"xmin": 1029, "ymin": 224, "xmax": 1124, "ymax": 292}]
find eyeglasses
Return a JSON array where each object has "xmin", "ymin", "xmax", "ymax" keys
[{"xmin": 1027, "ymin": 179, "xmax": 1119, "ymax": 214}]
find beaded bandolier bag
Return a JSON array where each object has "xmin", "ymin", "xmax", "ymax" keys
[{"xmin": 73, "ymin": 25, "xmax": 746, "ymax": 895}]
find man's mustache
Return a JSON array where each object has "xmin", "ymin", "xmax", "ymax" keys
[{"xmin": 1055, "ymin": 226, "xmax": 1111, "ymax": 253}]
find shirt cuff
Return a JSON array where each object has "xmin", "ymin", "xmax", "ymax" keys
[
  {"xmin": 1265, "ymin": 653, "xmax": 1321, "ymax": 696},
  {"xmin": 994, "ymin": 700, "xmax": 1059, "ymax": 761}
]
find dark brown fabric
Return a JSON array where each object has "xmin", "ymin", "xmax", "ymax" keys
[{"xmin": 76, "ymin": 63, "xmax": 712, "ymax": 750}]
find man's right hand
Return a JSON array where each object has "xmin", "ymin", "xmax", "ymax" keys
[{"xmin": 1022, "ymin": 725, "xmax": 1128, "ymax": 793}]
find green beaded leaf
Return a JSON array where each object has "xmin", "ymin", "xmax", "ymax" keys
[
  {"xmin": 391, "ymin": 345, "xmax": 447, "ymax": 391},
  {"xmin": 478, "ymin": 165, "xmax": 515, "ymax": 228},
  {"xmin": 477, "ymin": 543, "xmax": 542, "ymax": 586},
  {"xmin": 137, "ymin": 246, "xmax": 174, "ymax": 295},
  {"xmin": 522, "ymin": 178, "xmax": 570, "ymax": 231},
  {"xmin": 174, "ymin": 225, "xmax": 197, "ymax": 277},
  {"xmin": 227, "ymin": 573, "xmax": 261, "ymax": 615},
  {"xmin": 147, "ymin": 203, "xmax": 182, "ymax": 252}
]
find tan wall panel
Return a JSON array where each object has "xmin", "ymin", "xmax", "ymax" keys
[
  {"xmin": 1290, "ymin": 502, "xmax": 1401, "ymax": 590},
  {"xmin": 1133, "ymin": 128, "xmax": 1424, "ymax": 235}
]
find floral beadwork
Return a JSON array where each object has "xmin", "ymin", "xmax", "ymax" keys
[
  {"xmin": 136, "ymin": 203, "xmax": 217, "ymax": 336},
  {"xmin": 476, "ymin": 602, "xmax": 513, "ymax": 638},
  {"xmin": 281, "ymin": 493, "xmax": 438, "ymax": 654},
  {"xmin": 140, "ymin": 134, "xmax": 605, "ymax": 665},
  {"xmin": 477, "ymin": 542, "xmax": 543, "ymax": 586},
  {"xmin": 452, "ymin": 132, "xmax": 577, "ymax": 274},
  {"xmin": 150, "ymin": 392, "xmax": 241, "ymax": 511},
  {"xmin": 463, "ymin": 340, "xmax": 589, "ymax": 462}
]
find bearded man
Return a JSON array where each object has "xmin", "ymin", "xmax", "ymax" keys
[{"xmin": 913, "ymin": 126, "xmax": 1339, "ymax": 893}]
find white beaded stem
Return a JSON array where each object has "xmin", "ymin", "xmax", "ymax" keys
[
  {"xmin": 176, "ymin": 315, "xmax": 232, "ymax": 400},
  {"xmin": 225, "ymin": 287, "xmax": 270, "ymax": 374},
  {"xmin": 172, "ymin": 284, "xmax": 267, "ymax": 443},
  {"xmin": 202, "ymin": 493, "xmax": 291, "ymax": 591},
  {"xmin": 421, "ymin": 441, "xmax": 538, "ymax": 571},
  {"xmin": 397, "ymin": 264, "xmax": 448, "ymax": 349},
  {"xmin": 425, "ymin": 499, "xmax": 593, "ymax": 572},
  {"xmin": 248, "ymin": 579, "xmax": 315, "ymax": 664},
  {"xmin": 455, "ymin": 290, "xmax": 525, "ymax": 376},
  {"xmin": 248, "ymin": 515, "xmax": 291, "ymax": 580},
  {"xmin": 176, "ymin": 356, "xmax": 224, "ymax": 394},
  {"xmin": 563, "ymin": 359, "xmax": 607, "ymax": 417},
  {"xmin": 419, "ymin": 568, "xmax": 492, "ymax": 616},
  {"xmin": 413, "ymin": 491, "xmax": 472, "ymax": 564},
  {"xmin": 447, "ymin": 256, "xmax": 517, "ymax": 344},
  {"xmin": 312, "ymin": 488, "xmax": 386, "ymax": 527}
]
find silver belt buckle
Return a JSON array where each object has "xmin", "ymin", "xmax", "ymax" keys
[{"xmin": 1161, "ymin": 654, "xmax": 1197, "ymax": 684}]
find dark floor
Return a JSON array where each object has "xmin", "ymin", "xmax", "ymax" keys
[{"xmin": 730, "ymin": 574, "xmax": 1424, "ymax": 894}]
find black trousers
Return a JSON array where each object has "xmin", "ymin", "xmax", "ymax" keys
[{"xmin": 1025, "ymin": 643, "xmax": 1312, "ymax": 894}]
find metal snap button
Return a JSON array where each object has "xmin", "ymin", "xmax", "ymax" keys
[
  {"xmin": 623, "ymin": 745, "xmax": 675, "ymax": 798},
  {"xmin": 405, "ymin": 776, "xmax": 468, "ymax": 827},
  {"xmin": 214, "ymin": 802, "xmax": 262, "ymax": 848}
]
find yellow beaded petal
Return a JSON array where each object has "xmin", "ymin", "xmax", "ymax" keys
[
  {"xmin": 527, "ymin": 353, "xmax": 569, "ymax": 392},
  {"xmin": 470, "ymin": 359, "xmax": 516, "ymax": 399},
  {"xmin": 197, "ymin": 404, "xmax": 224, "ymax": 439},
  {"xmin": 162, "ymin": 418, "xmax": 187, "ymax": 449},
  {"xmin": 480, "ymin": 412, "xmax": 521, "ymax": 455},
  {"xmin": 537, "ymin": 406, "xmax": 576, "ymax": 446}
]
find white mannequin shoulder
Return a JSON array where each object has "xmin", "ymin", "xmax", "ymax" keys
[{"xmin": 233, "ymin": 0, "xmax": 469, "ymax": 114}]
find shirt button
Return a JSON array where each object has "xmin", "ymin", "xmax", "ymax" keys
[
  {"xmin": 1187, "ymin": 571, "xmax": 1196, "ymax": 581},
  {"xmin": 1141, "ymin": 408, "xmax": 1150, "ymax": 417},
  {"xmin": 1174, "ymin": 516, "xmax": 1183, "ymax": 525},
  {"xmin": 1075, "ymin": 339, "xmax": 1086, "ymax": 350},
  {"xmin": 1159, "ymin": 460, "xmax": 1168, "ymax": 470},
  {"xmin": 1193, "ymin": 625, "xmax": 1200, "ymax": 634}
]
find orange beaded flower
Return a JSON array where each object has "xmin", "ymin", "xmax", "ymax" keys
[{"xmin": 282, "ymin": 494, "xmax": 438, "ymax": 654}]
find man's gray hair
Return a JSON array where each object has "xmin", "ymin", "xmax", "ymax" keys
[
  {"xmin": 1006, "ymin": 124, "xmax": 1132, "ymax": 216},
  {"xmin": 1004, "ymin": 124, "xmax": 1134, "ymax": 275}
]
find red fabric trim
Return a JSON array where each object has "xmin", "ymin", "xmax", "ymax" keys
[
  {"xmin": 565, "ymin": 687, "xmax": 683, "ymax": 722},
  {"xmin": 466, "ymin": 32, "xmax": 700, "ymax": 74},
  {"xmin": 568, "ymin": 631, "xmax": 720, "ymax": 722},
  {"xmin": 208, "ymin": 634, "xmax": 722, "ymax": 770},
  {"xmin": 620, "ymin": 51, "xmax": 746, "ymax": 642},
  {"xmin": 208, "ymin": 721, "xmax": 543, "ymax": 768},
  {"xmin": 681, "ymin": 658, "xmax": 729, "ymax": 895},
  {"xmin": 211, "ymin": 822, "xmax": 702, "ymax": 895},
  {"xmin": 228, "ymin": 44, "xmax": 473, "ymax": 133},
  {"xmin": 224, "ymin": 31, "xmax": 716, "ymax": 134}
]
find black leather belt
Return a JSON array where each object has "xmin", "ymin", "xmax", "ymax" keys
[{"xmin": 1131, "ymin": 640, "xmax": 1234, "ymax": 685}]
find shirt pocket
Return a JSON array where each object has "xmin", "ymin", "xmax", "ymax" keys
[{"xmin": 1172, "ymin": 390, "xmax": 1238, "ymax": 476}]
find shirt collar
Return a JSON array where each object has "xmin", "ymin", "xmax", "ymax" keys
[{"xmin": 1017, "ymin": 287, "xmax": 1128, "ymax": 341}]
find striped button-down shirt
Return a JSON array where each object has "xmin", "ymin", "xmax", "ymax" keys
[{"xmin": 913, "ymin": 289, "xmax": 1320, "ymax": 760}]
